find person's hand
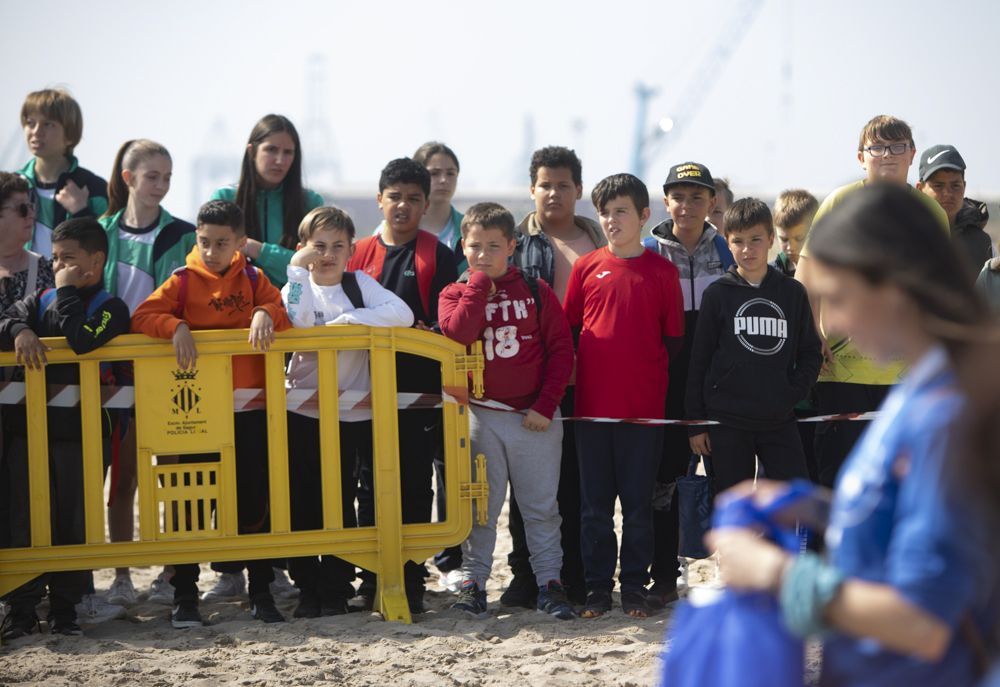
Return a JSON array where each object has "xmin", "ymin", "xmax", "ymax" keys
[
  {"xmin": 718, "ymin": 478, "xmax": 832, "ymax": 531},
  {"xmin": 289, "ymin": 245, "xmax": 321, "ymax": 270},
  {"xmin": 414, "ymin": 321, "xmax": 433, "ymax": 331},
  {"xmin": 172, "ymin": 323, "xmax": 197, "ymax": 370},
  {"xmin": 14, "ymin": 329, "xmax": 49, "ymax": 370},
  {"xmin": 54, "ymin": 263, "xmax": 91, "ymax": 289},
  {"xmin": 707, "ymin": 527, "xmax": 791, "ymax": 593},
  {"xmin": 249, "ymin": 310, "xmax": 275, "ymax": 352},
  {"xmin": 522, "ymin": 409, "xmax": 551, "ymax": 432},
  {"xmin": 820, "ymin": 336, "xmax": 834, "ymax": 376},
  {"xmin": 243, "ymin": 238, "xmax": 263, "ymax": 260},
  {"xmin": 689, "ymin": 431, "xmax": 711, "ymax": 456},
  {"xmin": 55, "ymin": 179, "xmax": 89, "ymax": 215}
]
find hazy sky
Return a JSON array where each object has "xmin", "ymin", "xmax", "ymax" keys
[{"xmin": 2, "ymin": 0, "xmax": 998, "ymax": 219}]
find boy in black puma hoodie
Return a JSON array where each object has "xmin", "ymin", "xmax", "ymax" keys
[{"xmin": 685, "ymin": 198, "xmax": 821, "ymax": 493}]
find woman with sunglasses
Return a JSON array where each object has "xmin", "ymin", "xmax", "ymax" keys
[{"xmin": 0, "ymin": 173, "xmax": 53, "ymax": 314}]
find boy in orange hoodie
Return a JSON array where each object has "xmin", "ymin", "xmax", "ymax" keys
[{"xmin": 131, "ymin": 199, "xmax": 291, "ymax": 627}]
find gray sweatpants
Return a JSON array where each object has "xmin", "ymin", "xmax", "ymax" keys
[{"xmin": 462, "ymin": 405, "xmax": 563, "ymax": 590}]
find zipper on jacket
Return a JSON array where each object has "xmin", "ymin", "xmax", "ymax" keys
[{"xmin": 688, "ymin": 255, "xmax": 696, "ymax": 311}]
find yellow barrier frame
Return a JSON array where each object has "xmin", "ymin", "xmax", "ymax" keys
[{"xmin": 0, "ymin": 326, "xmax": 486, "ymax": 624}]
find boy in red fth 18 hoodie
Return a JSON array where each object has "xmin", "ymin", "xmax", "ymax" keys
[
  {"xmin": 131, "ymin": 200, "xmax": 291, "ymax": 628},
  {"xmin": 438, "ymin": 202, "xmax": 576, "ymax": 620}
]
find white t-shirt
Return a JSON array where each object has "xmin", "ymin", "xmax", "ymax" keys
[{"xmin": 281, "ymin": 266, "xmax": 414, "ymax": 421}]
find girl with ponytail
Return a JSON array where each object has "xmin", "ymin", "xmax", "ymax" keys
[
  {"xmin": 98, "ymin": 139, "xmax": 196, "ymax": 609},
  {"xmin": 100, "ymin": 139, "xmax": 196, "ymax": 313},
  {"xmin": 210, "ymin": 115, "xmax": 323, "ymax": 287}
]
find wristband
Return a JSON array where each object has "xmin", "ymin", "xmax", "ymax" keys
[{"xmin": 779, "ymin": 551, "xmax": 845, "ymax": 638}]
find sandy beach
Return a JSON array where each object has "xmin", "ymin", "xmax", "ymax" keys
[{"xmin": 1, "ymin": 500, "xmax": 677, "ymax": 687}]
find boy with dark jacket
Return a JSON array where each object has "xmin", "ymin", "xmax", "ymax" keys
[
  {"xmin": 686, "ymin": 199, "xmax": 821, "ymax": 493},
  {"xmin": 0, "ymin": 218, "xmax": 130, "ymax": 639}
]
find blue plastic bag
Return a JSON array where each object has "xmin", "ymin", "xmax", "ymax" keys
[{"xmin": 660, "ymin": 481, "xmax": 815, "ymax": 687}]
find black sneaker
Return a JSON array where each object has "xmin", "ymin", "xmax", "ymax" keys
[
  {"xmin": 581, "ymin": 589, "xmax": 613, "ymax": 619},
  {"xmin": 499, "ymin": 574, "xmax": 537, "ymax": 609},
  {"xmin": 621, "ymin": 589, "xmax": 659, "ymax": 618},
  {"xmin": 536, "ymin": 580, "xmax": 576, "ymax": 620},
  {"xmin": 646, "ymin": 582, "xmax": 680, "ymax": 610},
  {"xmin": 451, "ymin": 580, "xmax": 488, "ymax": 619},
  {"xmin": 250, "ymin": 595, "xmax": 285, "ymax": 623},
  {"xmin": 49, "ymin": 614, "xmax": 83, "ymax": 636},
  {"xmin": 1, "ymin": 607, "xmax": 39, "ymax": 640},
  {"xmin": 293, "ymin": 592, "xmax": 321, "ymax": 619},
  {"xmin": 171, "ymin": 600, "xmax": 204, "ymax": 629}
]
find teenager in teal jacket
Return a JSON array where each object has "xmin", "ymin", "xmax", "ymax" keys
[{"xmin": 211, "ymin": 114, "xmax": 323, "ymax": 287}]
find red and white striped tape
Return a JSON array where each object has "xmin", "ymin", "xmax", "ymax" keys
[{"xmin": 0, "ymin": 381, "xmax": 880, "ymax": 424}]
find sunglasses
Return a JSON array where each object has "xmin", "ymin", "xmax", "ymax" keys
[{"xmin": 0, "ymin": 202, "xmax": 35, "ymax": 218}]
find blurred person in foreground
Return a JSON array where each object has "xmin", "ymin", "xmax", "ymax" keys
[{"xmin": 708, "ymin": 183, "xmax": 999, "ymax": 687}]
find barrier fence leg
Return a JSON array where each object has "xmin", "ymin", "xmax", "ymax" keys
[{"xmin": 369, "ymin": 338, "xmax": 410, "ymax": 623}]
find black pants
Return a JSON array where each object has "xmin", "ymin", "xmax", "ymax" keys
[
  {"xmin": 814, "ymin": 382, "xmax": 889, "ymax": 488},
  {"xmin": 172, "ymin": 410, "xmax": 274, "ymax": 602},
  {"xmin": 576, "ymin": 422, "xmax": 662, "ymax": 595},
  {"xmin": 708, "ymin": 422, "xmax": 810, "ymax": 494},
  {"xmin": 356, "ymin": 408, "xmax": 439, "ymax": 597},
  {"xmin": 2, "ymin": 436, "xmax": 92, "ymax": 613},
  {"xmin": 286, "ymin": 412, "xmax": 367, "ymax": 602},
  {"xmin": 431, "ymin": 438, "xmax": 463, "ymax": 573},
  {"xmin": 507, "ymin": 388, "xmax": 585, "ymax": 600}
]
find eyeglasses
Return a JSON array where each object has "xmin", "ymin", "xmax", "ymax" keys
[
  {"xmin": 864, "ymin": 142, "xmax": 910, "ymax": 158},
  {"xmin": 0, "ymin": 202, "xmax": 35, "ymax": 218}
]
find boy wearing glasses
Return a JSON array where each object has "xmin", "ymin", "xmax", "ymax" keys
[{"xmin": 793, "ymin": 115, "xmax": 948, "ymax": 487}]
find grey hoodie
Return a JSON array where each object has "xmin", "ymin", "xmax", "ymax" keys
[{"xmin": 642, "ymin": 220, "xmax": 734, "ymax": 312}]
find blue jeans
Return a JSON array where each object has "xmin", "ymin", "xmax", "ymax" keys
[{"xmin": 576, "ymin": 422, "xmax": 662, "ymax": 595}]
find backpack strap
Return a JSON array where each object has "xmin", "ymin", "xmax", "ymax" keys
[
  {"xmin": 340, "ymin": 271, "xmax": 365, "ymax": 310},
  {"xmin": 39, "ymin": 288, "xmax": 57, "ymax": 313},
  {"xmin": 523, "ymin": 274, "xmax": 542, "ymax": 315},
  {"xmin": 351, "ymin": 235, "xmax": 386, "ymax": 281},
  {"xmin": 244, "ymin": 264, "xmax": 259, "ymax": 293},
  {"xmin": 414, "ymin": 230, "xmax": 437, "ymax": 316},
  {"xmin": 173, "ymin": 267, "xmax": 188, "ymax": 319},
  {"xmin": 714, "ymin": 234, "xmax": 735, "ymax": 271}
]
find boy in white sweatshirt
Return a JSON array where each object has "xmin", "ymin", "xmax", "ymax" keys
[{"xmin": 281, "ymin": 206, "xmax": 413, "ymax": 617}]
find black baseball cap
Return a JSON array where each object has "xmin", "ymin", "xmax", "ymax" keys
[
  {"xmin": 663, "ymin": 162, "xmax": 715, "ymax": 194},
  {"xmin": 919, "ymin": 145, "xmax": 966, "ymax": 182}
]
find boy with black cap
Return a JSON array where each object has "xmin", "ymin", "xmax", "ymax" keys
[
  {"xmin": 916, "ymin": 144, "xmax": 993, "ymax": 281},
  {"xmin": 641, "ymin": 161, "xmax": 734, "ymax": 608}
]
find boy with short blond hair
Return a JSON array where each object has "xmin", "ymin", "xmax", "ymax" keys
[
  {"xmin": 565, "ymin": 173, "xmax": 684, "ymax": 619},
  {"xmin": 18, "ymin": 89, "xmax": 108, "ymax": 257},
  {"xmin": 772, "ymin": 189, "xmax": 819, "ymax": 277},
  {"xmin": 439, "ymin": 202, "xmax": 575, "ymax": 619},
  {"xmin": 131, "ymin": 200, "xmax": 291, "ymax": 627},
  {"xmin": 686, "ymin": 198, "xmax": 821, "ymax": 492}
]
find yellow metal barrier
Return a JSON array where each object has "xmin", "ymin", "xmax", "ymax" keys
[{"xmin": 0, "ymin": 326, "xmax": 486, "ymax": 624}]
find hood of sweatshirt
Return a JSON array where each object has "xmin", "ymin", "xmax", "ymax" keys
[
  {"xmin": 183, "ymin": 244, "xmax": 248, "ymax": 282},
  {"xmin": 646, "ymin": 219, "xmax": 730, "ymax": 312}
]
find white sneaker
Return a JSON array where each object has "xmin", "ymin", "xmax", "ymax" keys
[
  {"xmin": 107, "ymin": 575, "xmax": 138, "ymax": 607},
  {"xmin": 201, "ymin": 572, "xmax": 246, "ymax": 601},
  {"xmin": 438, "ymin": 569, "xmax": 464, "ymax": 593},
  {"xmin": 75, "ymin": 594, "xmax": 126, "ymax": 625},
  {"xmin": 269, "ymin": 568, "xmax": 299, "ymax": 599},
  {"xmin": 147, "ymin": 571, "xmax": 175, "ymax": 605}
]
